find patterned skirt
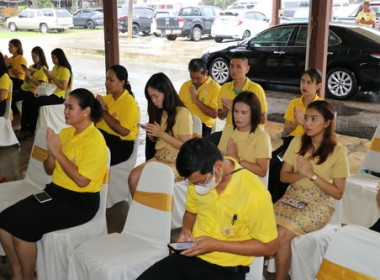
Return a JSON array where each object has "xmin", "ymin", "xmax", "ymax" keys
[
  {"xmin": 273, "ymin": 183, "xmax": 335, "ymax": 236},
  {"xmin": 146, "ymin": 147, "xmax": 182, "ymax": 182}
]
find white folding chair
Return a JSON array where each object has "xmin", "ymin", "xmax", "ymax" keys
[
  {"xmin": 107, "ymin": 138, "xmax": 139, "ymax": 208},
  {"xmin": 192, "ymin": 115, "xmax": 202, "ymax": 138},
  {"xmin": 317, "ymin": 225, "xmax": 380, "ymax": 279},
  {"xmin": 341, "ymin": 123, "xmax": 380, "ymax": 227},
  {"xmin": 0, "ymin": 99, "xmax": 19, "ymax": 147},
  {"xmin": 36, "ymin": 104, "xmax": 69, "ymax": 133},
  {"xmin": 0, "ymin": 126, "xmax": 50, "ymax": 213},
  {"xmin": 36, "ymin": 149, "xmax": 111, "ymax": 280},
  {"xmin": 68, "ymin": 162, "xmax": 174, "ymax": 280}
]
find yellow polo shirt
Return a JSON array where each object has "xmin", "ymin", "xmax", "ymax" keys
[
  {"xmin": 52, "ymin": 123, "xmax": 108, "ymax": 193},
  {"xmin": 96, "ymin": 90, "xmax": 140, "ymax": 141},
  {"xmin": 186, "ymin": 157, "xmax": 278, "ymax": 267},
  {"xmin": 155, "ymin": 106, "xmax": 193, "ymax": 151},
  {"xmin": 0, "ymin": 73, "xmax": 11, "ymax": 100},
  {"xmin": 218, "ymin": 78, "xmax": 267, "ymax": 126},
  {"xmin": 284, "ymin": 95, "xmax": 322, "ymax": 136},
  {"xmin": 356, "ymin": 10, "xmax": 376, "ymax": 27},
  {"xmin": 218, "ymin": 125, "xmax": 272, "ymax": 163},
  {"xmin": 21, "ymin": 65, "xmax": 49, "ymax": 93},
  {"xmin": 179, "ymin": 76, "xmax": 220, "ymax": 128},
  {"xmin": 9, "ymin": 55, "xmax": 27, "ymax": 80},
  {"xmin": 52, "ymin": 65, "xmax": 71, "ymax": 98}
]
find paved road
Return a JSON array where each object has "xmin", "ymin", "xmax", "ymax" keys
[{"xmin": 1, "ymin": 30, "xmax": 378, "ymax": 138}]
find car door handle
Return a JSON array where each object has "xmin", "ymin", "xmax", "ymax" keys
[
  {"xmin": 273, "ymin": 51, "xmax": 285, "ymax": 55},
  {"xmin": 328, "ymin": 52, "xmax": 333, "ymax": 55}
]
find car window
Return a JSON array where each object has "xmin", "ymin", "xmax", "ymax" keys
[
  {"xmin": 254, "ymin": 12, "xmax": 267, "ymax": 20},
  {"xmin": 43, "ymin": 10, "xmax": 54, "ymax": 17},
  {"xmin": 203, "ymin": 7, "xmax": 213, "ymax": 16},
  {"xmin": 37, "ymin": 10, "xmax": 43, "ymax": 17},
  {"xmin": 372, "ymin": 6, "xmax": 380, "ymax": 17},
  {"xmin": 19, "ymin": 10, "xmax": 28, "ymax": 18},
  {"xmin": 294, "ymin": 26, "xmax": 341, "ymax": 46},
  {"xmin": 145, "ymin": 8, "xmax": 155, "ymax": 17},
  {"xmin": 249, "ymin": 26, "xmax": 294, "ymax": 47},
  {"xmin": 83, "ymin": 10, "xmax": 91, "ymax": 16},
  {"xmin": 55, "ymin": 10, "xmax": 72, "ymax": 18},
  {"xmin": 244, "ymin": 12, "xmax": 256, "ymax": 20}
]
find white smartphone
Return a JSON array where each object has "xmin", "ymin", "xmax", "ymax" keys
[{"xmin": 33, "ymin": 191, "xmax": 52, "ymax": 203}]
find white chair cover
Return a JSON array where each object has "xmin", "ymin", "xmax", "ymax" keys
[
  {"xmin": 68, "ymin": 162, "xmax": 174, "ymax": 280},
  {"xmin": 36, "ymin": 149, "xmax": 110, "ymax": 280},
  {"xmin": 341, "ymin": 173, "xmax": 380, "ymax": 227},
  {"xmin": 0, "ymin": 79, "xmax": 19, "ymax": 146},
  {"xmin": 0, "ymin": 126, "xmax": 50, "ymax": 213},
  {"xmin": 341, "ymin": 124, "xmax": 380, "ymax": 227},
  {"xmin": 317, "ymin": 225, "xmax": 380, "ymax": 279},
  {"xmin": 36, "ymin": 104, "xmax": 69, "ymax": 133},
  {"xmin": 107, "ymin": 138, "xmax": 139, "ymax": 208},
  {"xmin": 288, "ymin": 199, "xmax": 342, "ymax": 280},
  {"xmin": 192, "ymin": 115, "xmax": 202, "ymax": 138}
]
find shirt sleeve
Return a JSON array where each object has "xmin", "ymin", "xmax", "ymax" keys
[
  {"xmin": 283, "ymin": 135, "xmax": 300, "ymax": 166},
  {"xmin": 176, "ymin": 107, "xmax": 193, "ymax": 136},
  {"xmin": 332, "ymin": 145, "xmax": 350, "ymax": 179}
]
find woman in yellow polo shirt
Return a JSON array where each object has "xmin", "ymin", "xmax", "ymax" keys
[
  {"xmin": 0, "ymin": 54, "xmax": 11, "ymax": 117},
  {"xmin": 269, "ymin": 68, "xmax": 323, "ymax": 202},
  {"xmin": 128, "ymin": 72, "xmax": 193, "ymax": 196},
  {"xmin": 218, "ymin": 91, "xmax": 271, "ymax": 179},
  {"xmin": 17, "ymin": 48, "xmax": 72, "ymax": 140},
  {"xmin": 0, "ymin": 88, "xmax": 108, "ymax": 280},
  {"xmin": 12, "ymin": 46, "xmax": 49, "ymax": 121},
  {"xmin": 96, "ymin": 64, "xmax": 140, "ymax": 166},
  {"xmin": 4, "ymin": 39, "xmax": 27, "ymax": 118}
]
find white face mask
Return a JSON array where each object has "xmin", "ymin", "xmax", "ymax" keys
[{"xmin": 195, "ymin": 170, "xmax": 221, "ymax": 195}]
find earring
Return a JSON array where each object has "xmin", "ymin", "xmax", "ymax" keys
[{"xmin": 84, "ymin": 114, "xmax": 87, "ymax": 117}]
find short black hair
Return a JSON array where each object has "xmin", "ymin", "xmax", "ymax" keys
[
  {"xmin": 231, "ymin": 52, "xmax": 248, "ymax": 64},
  {"xmin": 69, "ymin": 88, "xmax": 102, "ymax": 121},
  {"xmin": 188, "ymin": 58, "xmax": 207, "ymax": 74},
  {"xmin": 176, "ymin": 138, "xmax": 223, "ymax": 178}
]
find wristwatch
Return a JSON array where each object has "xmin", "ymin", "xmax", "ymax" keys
[{"xmin": 310, "ymin": 174, "xmax": 318, "ymax": 181}]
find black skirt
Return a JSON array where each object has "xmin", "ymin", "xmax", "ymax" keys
[
  {"xmin": 0, "ymin": 183, "xmax": 99, "ymax": 242},
  {"xmin": 98, "ymin": 129, "xmax": 134, "ymax": 165}
]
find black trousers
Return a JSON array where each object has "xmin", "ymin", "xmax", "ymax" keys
[
  {"xmin": 21, "ymin": 94, "xmax": 64, "ymax": 133},
  {"xmin": 99, "ymin": 129, "xmax": 134, "ymax": 166},
  {"xmin": 137, "ymin": 254, "xmax": 248, "ymax": 280},
  {"xmin": 201, "ymin": 123, "xmax": 212, "ymax": 137},
  {"xmin": 0, "ymin": 100, "xmax": 5, "ymax": 117},
  {"xmin": 11, "ymin": 89, "xmax": 35, "ymax": 116},
  {"xmin": 268, "ymin": 136, "xmax": 294, "ymax": 203}
]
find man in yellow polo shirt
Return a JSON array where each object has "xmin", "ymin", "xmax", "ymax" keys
[
  {"xmin": 218, "ymin": 52, "xmax": 268, "ymax": 127},
  {"xmin": 179, "ymin": 59, "xmax": 220, "ymax": 137},
  {"xmin": 137, "ymin": 138, "xmax": 278, "ymax": 280},
  {"xmin": 355, "ymin": 1, "xmax": 376, "ymax": 27}
]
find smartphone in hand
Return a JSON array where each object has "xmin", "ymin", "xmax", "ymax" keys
[{"xmin": 167, "ymin": 242, "xmax": 195, "ymax": 253}]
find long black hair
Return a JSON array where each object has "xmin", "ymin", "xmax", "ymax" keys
[
  {"xmin": 299, "ymin": 100, "xmax": 336, "ymax": 164},
  {"xmin": 51, "ymin": 48, "xmax": 72, "ymax": 86},
  {"xmin": 109, "ymin": 64, "xmax": 134, "ymax": 97},
  {"xmin": 144, "ymin": 72, "xmax": 184, "ymax": 135},
  {"xmin": 0, "ymin": 54, "xmax": 7, "ymax": 77},
  {"xmin": 32, "ymin": 46, "xmax": 48, "ymax": 69}
]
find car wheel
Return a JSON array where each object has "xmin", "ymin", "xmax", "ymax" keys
[
  {"xmin": 210, "ymin": 58, "xmax": 230, "ymax": 84},
  {"xmin": 191, "ymin": 27, "xmax": 202, "ymax": 41},
  {"xmin": 132, "ymin": 24, "xmax": 140, "ymax": 37},
  {"xmin": 153, "ymin": 32, "xmax": 161, "ymax": 37},
  {"xmin": 40, "ymin": 23, "xmax": 49, "ymax": 33},
  {"xmin": 242, "ymin": 30, "xmax": 251, "ymax": 40},
  {"xmin": 327, "ymin": 68, "xmax": 358, "ymax": 100},
  {"xmin": 8, "ymin": 22, "xmax": 17, "ymax": 32},
  {"xmin": 167, "ymin": 35, "xmax": 177, "ymax": 41},
  {"xmin": 86, "ymin": 20, "xmax": 95, "ymax": 29},
  {"xmin": 214, "ymin": 37, "xmax": 223, "ymax": 43}
]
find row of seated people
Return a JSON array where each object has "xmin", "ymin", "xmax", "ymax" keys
[{"xmin": 1, "ymin": 42, "xmax": 377, "ymax": 279}]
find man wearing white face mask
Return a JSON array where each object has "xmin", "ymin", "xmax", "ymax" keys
[{"xmin": 137, "ymin": 138, "xmax": 278, "ymax": 280}]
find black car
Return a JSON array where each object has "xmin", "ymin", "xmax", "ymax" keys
[
  {"xmin": 117, "ymin": 5, "xmax": 155, "ymax": 36},
  {"xmin": 201, "ymin": 22, "xmax": 380, "ymax": 100},
  {"xmin": 73, "ymin": 8, "xmax": 103, "ymax": 29}
]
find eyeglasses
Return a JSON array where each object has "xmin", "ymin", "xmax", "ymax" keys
[{"xmin": 184, "ymin": 172, "xmax": 212, "ymax": 187}]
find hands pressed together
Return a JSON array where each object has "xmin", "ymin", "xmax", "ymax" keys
[
  {"xmin": 296, "ymin": 155, "xmax": 314, "ymax": 179},
  {"xmin": 46, "ymin": 127, "xmax": 62, "ymax": 159}
]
